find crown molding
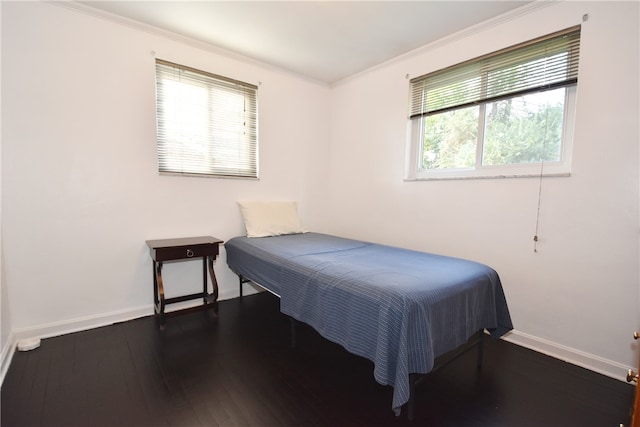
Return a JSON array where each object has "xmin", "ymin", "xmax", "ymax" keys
[
  {"xmin": 333, "ymin": 1, "xmax": 557, "ymax": 87},
  {"xmin": 48, "ymin": 1, "xmax": 329, "ymax": 87}
]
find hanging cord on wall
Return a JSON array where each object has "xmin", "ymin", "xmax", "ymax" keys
[
  {"xmin": 533, "ymin": 161, "xmax": 544, "ymax": 253},
  {"xmin": 533, "ymin": 99, "xmax": 551, "ymax": 253}
]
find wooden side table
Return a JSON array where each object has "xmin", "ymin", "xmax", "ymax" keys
[{"xmin": 145, "ymin": 236, "xmax": 223, "ymax": 319}]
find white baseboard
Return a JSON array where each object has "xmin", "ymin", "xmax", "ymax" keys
[
  {"xmin": 503, "ymin": 329, "xmax": 633, "ymax": 382},
  {"xmin": 12, "ymin": 304, "xmax": 154, "ymax": 343},
  {"xmin": 1, "ymin": 331, "xmax": 17, "ymax": 385},
  {"xmin": 8, "ymin": 292, "xmax": 250, "ymax": 346}
]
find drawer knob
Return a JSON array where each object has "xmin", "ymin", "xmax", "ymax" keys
[{"xmin": 186, "ymin": 249, "xmax": 194, "ymax": 257}]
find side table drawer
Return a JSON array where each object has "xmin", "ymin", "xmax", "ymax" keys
[
  {"xmin": 146, "ymin": 236, "xmax": 223, "ymax": 262},
  {"xmin": 152, "ymin": 243, "xmax": 219, "ymax": 262}
]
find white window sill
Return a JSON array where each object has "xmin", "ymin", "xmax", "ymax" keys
[{"xmin": 404, "ymin": 172, "xmax": 571, "ymax": 182}]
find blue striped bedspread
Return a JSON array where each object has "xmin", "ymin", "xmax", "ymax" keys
[{"xmin": 225, "ymin": 232, "xmax": 513, "ymax": 415}]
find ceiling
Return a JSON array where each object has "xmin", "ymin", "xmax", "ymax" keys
[{"xmin": 77, "ymin": 1, "xmax": 532, "ymax": 84}]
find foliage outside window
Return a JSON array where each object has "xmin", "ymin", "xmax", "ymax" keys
[
  {"xmin": 406, "ymin": 27, "xmax": 580, "ymax": 180},
  {"xmin": 155, "ymin": 59, "xmax": 258, "ymax": 178}
]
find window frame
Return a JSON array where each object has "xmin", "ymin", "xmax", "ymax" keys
[
  {"xmin": 155, "ymin": 59, "xmax": 259, "ymax": 179},
  {"xmin": 405, "ymin": 27, "xmax": 580, "ymax": 181}
]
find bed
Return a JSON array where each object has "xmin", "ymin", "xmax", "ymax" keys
[{"xmin": 225, "ymin": 229, "xmax": 513, "ymax": 417}]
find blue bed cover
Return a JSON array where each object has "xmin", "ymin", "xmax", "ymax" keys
[{"xmin": 225, "ymin": 232, "xmax": 513, "ymax": 415}]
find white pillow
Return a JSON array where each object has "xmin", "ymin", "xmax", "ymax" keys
[{"xmin": 238, "ymin": 201, "xmax": 306, "ymax": 238}]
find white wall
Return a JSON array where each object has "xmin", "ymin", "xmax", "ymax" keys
[
  {"xmin": 1, "ymin": 2, "xmax": 330, "ymax": 338},
  {"xmin": 325, "ymin": 1, "xmax": 639, "ymax": 377},
  {"xmin": 1, "ymin": 0, "xmax": 639, "ymax": 384},
  {"xmin": 0, "ymin": 0, "xmax": 12, "ymax": 381}
]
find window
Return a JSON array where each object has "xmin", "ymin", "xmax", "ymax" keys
[
  {"xmin": 406, "ymin": 27, "xmax": 580, "ymax": 180},
  {"xmin": 155, "ymin": 59, "xmax": 258, "ymax": 178}
]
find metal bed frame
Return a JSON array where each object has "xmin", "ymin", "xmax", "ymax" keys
[{"xmin": 236, "ymin": 274, "xmax": 485, "ymax": 421}]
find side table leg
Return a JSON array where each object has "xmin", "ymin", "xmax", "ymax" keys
[
  {"xmin": 202, "ymin": 257, "xmax": 208, "ymax": 304},
  {"xmin": 207, "ymin": 256, "xmax": 219, "ymax": 313},
  {"xmin": 152, "ymin": 261, "xmax": 158, "ymax": 309},
  {"xmin": 153, "ymin": 261, "xmax": 165, "ymax": 317}
]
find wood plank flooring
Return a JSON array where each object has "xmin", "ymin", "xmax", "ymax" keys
[{"xmin": 1, "ymin": 292, "xmax": 635, "ymax": 426}]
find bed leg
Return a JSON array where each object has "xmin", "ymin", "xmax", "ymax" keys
[
  {"xmin": 476, "ymin": 329, "xmax": 484, "ymax": 370},
  {"xmin": 238, "ymin": 275, "xmax": 244, "ymax": 298},
  {"xmin": 408, "ymin": 373, "xmax": 417, "ymax": 421},
  {"xmin": 290, "ymin": 317, "xmax": 297, "ymax": 349}
]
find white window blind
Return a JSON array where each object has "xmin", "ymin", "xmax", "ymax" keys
[
  {"xmin": 409, "ymin": 26, "xmax": 581, "ymax": 119},
  {"xmin": 155, "ymin": 59, "xmax": 258, "ymax": 178}
]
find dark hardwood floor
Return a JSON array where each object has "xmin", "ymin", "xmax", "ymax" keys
[{"xmin": 1, "ymin": 292, "xmax": 635, "ymax": 426}]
